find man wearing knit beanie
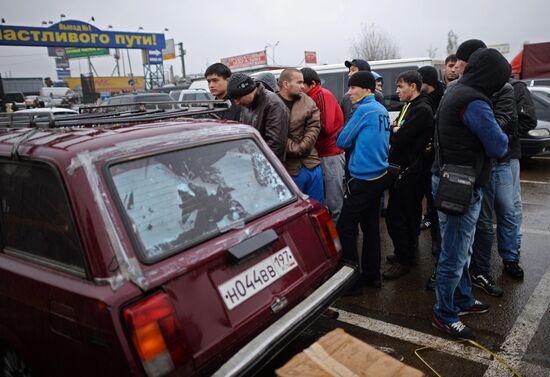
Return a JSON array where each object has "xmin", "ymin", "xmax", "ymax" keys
[
  {"xmin": 336, "ymin": 70, "xmax": 391, "ymax": 292},
  {"xmin": 341, "ymin": 58, "xmax": 384, "ymax": 123},
  {"xmin": 228, "ymin": 72, "xmax": 289, "ymax": 162},
  {"xmin": 454, "ymin": 39, "xmax": 487, "ymax": 76}
]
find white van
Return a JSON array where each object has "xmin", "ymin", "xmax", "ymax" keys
[
  {"xmin": 39, "ymin": 87, "xmax": 77, "ymax": 107},
  {"xmin": 251, "ymin": 57, "xmax": 444, "ymax": 117}
]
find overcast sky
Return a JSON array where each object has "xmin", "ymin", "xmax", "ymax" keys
[{"xmin": 1, "ymin": 0, "xmax": 548, "ymax": 81}]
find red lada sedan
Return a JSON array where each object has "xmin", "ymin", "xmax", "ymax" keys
[{"xmin": 0, "ymin": 114, "xmax": 355, "ymax": 377}]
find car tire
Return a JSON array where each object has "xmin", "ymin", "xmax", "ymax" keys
[{"xmin": 0, "ymin": 345, "xmax": 32, "ymax": 377}]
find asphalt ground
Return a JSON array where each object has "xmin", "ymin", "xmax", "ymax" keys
[{"xmin": 260, "ymin": 156, "xmax": 550, "ymax": 377}]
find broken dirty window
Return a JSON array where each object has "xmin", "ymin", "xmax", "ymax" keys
[
  {"xmin": 0, "ymin": 161, "xmax": 86, "ymax": 273},
  {"xmin": 109, "ymin": 139, "xmax": 293, "ymax": 261}
]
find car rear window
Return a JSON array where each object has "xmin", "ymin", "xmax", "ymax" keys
[{"xmin": 108, "ymin": 139, "xmax": 293, "ymax": 262}]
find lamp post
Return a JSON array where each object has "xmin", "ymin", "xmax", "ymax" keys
[
  {"xmin": 60, "ymin": 14, "xmax": 66, "ymax": 21},
  {"xmin": 264, "ymin": 41, "xmax": 279, "ymax": 65},
  {"xmin": 177, "ymin": 42, "xmax": 186, "ymax": 80}
]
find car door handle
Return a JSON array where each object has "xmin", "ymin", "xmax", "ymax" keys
[{"xmin": 228, "ymin": 229, "xmax": 278, "ymax": 263}]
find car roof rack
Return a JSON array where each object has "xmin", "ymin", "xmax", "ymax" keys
[{"xmin": 0, "ymin": 99, "xmax": 231, "ymax": 129}]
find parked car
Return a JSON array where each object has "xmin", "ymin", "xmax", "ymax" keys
[
  {"xmin": 3, "ymin": 92, "xmax": 27, "ymax": 110},
  {"xmin": 169, "ymin": 88, "xmax": 214, "ymax": 102},
  {"xmin": 522, "ymin": 78, "xmax": 550, "ymax": 87},
  {"xmin": 527, "ymin": 86, "xmax": 550, "ymax": 120},
  {"xmin": 0, "ymin": 108, "xmax": 355, "ymax": 376},
  {"xmin": 104, "ymin": 93, "xmax": 178, "ymax": 111}
]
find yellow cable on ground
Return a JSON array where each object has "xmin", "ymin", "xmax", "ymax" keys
[{"xmin": 414, "ymin": 339, "xmax": 523, "ymax": 377}]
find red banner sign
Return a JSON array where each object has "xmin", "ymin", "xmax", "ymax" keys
[
  {"xmin": 304, "ymin": 51, "xmax": 317, "ymax": 64},
  {"xmin": 221, "ymin": 50, "xmax": 268, "ymax": 69}
]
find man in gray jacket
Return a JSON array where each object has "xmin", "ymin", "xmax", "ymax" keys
[{"xmin": 228, "ymin": 73, "xmax": 289, "ymax": 162}]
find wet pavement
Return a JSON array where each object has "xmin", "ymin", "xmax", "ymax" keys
[{"xmin": 260, "ymin": 156, "xmax": 550, "ymax": 377}]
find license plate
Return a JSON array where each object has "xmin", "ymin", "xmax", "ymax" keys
[{"xmin": 218, "ymin": 247, "xmax": 298, "ymax": 310}]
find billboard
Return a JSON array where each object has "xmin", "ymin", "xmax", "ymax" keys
[
  {"xmin": 0, "ymin": 20, "xmax": 165, "ymax": 50},
  {"xmin": 221, "ymin": 50, "xmax": 268, "ymax": 69},
  {"xmin": 48, "ymin": 46, "xmax": 110, "ymax": 58},
  {"xmin": 305, "ymin": 51, "xmax": 317, "ymax": 64},
  {"xmin": 142, "ymin": 49, "xmax": 163, "ymax": 65},
  {"xmin": 65, "ymin": 76, "xmax": 145, "ymax": 93},
  {"xmin": 163, "ymin": 38, "xmax": 176, "ymax": 60}
]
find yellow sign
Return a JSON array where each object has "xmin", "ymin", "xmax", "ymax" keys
[{"xmin": 65, "ymin": 76, "xmax": 145, "ymax": 93}]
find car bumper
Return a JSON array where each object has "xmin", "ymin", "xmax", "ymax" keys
[
  {"xmin": 520, "ymin": 137, "xmax": 550, "ymax": 158},
  {"xmin": 212, "ymin": 264, "xmax": 357, "ymax": 377}
]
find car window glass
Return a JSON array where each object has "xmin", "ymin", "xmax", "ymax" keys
[
  {"xmin": 0, "ymin": 162, "xmax": 85, "ymax": 272},
  {"xmin": 319, "ymin": 73, "xmax": 345, "ymax": 102},
  {"xmin": 108, "ymin": 139, "xmax": 293, "ymax": 262},
  {"xmin": 170, "ymin": 91, "xmax": 181, "ymax": 101}
]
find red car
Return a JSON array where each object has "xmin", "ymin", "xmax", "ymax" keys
[{"xmin": 0, "ymin": 110, "xmax": 355, "ymax": 377}]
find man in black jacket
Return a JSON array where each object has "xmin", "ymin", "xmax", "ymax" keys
[
  {"xmin": 228, "ymin": 73, "xmax": 289, "ymax": 162},
  {"xmin": 205, "ymin": 63, "xmax": 241, "ymax": 121},
  {"xmin": 383, "ymin": 70, "xmax": 434, "ymax": 280}
]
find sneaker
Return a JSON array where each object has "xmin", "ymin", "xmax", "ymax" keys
[
  {"xmin": 471, "ymin": 273, "xmax": 504, "ymax": 297},
  {"xmin": 426, "ymin": 271, "xmax": 436, "ymax": 291},
  {"xmin": 459, "ymin": 300, "xmax": 490, "ymax": 316},
  {"xmin": 432, "ymin": 315, "xmax": 475, "ymax": 340},
  {"xmin": 420, "ymin": 215, "xmax": 432, "ymax": 230},
  {"xmin": 503, "ymin": 261, "xmax": 524, "ymax": 280}
]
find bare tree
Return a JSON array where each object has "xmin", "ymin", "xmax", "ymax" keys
[
  {"xmin": 427, "ymin": 44, "xmax": 438, "ymax": 58},
  {"xmin": 350, "ymin": 23, "xmax": 400, "ymax": 61},
  {"xmin": 447, "ymin": 30, "xmax": 458, "ymax": 55}
]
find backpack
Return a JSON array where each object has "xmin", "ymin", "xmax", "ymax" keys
[{"xmin": 510, "ymin": 79, "xmax": 537, "ymax": 136}]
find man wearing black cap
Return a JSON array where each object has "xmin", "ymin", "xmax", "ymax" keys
[
  {"xmin": 336, "ymin": 71, "xmax": 391, "ymax": 291},
  {"xmin": 227, "ymin": 72, "xmax": 289, "ymax": 161},
  {"xmin": 383, "ymin": 70, "xmax": 434, "ymax": 280},
  {"xmin": 431, "ymin": 48, "xmax": 509, "ymax": 340},
  {"xmin": 341, "ymin": 59, "xmax": 384, "ymax": 123}
]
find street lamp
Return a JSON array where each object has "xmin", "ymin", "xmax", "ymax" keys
[
  {"xmin": 264, "ymin": 41, "xmax": 279, "ymax": 65},
  {"xmin": 42, "ymin": 20, "xmax": 53, "ymax": 25},
  {"xmin": 60, "ymin": 14, "xmax": 66, "ymax": 21},
  {"xmin": 137, "ymin": 26, "xmax": 144, "ymax": 31}
]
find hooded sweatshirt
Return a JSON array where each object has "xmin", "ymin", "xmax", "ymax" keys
[{"xmin": 433, "ymin": 48, "xmax": 509, "ymax": 186}]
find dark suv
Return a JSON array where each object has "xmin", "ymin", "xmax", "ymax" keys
[{"xmin": 0, "ymin": 108, "xmax": 354, "ymax": 376}]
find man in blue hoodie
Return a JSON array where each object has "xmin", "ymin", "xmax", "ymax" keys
[{"xmin": 336, "ymin": 71, "xmax": 391, "ymax": 290}]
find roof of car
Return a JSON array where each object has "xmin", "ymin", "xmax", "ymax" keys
[
  {"xmin": 0, "ymin": 120, "xmax": 254, "ymax": 168},
  {"xmin": 15, "ymin": 107, "xmax": 78, "ymax": 114}
]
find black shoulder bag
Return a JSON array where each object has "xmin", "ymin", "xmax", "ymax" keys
[{"xmin": 433, "ymin": 113, "xmax": 476, "ymax": 216}]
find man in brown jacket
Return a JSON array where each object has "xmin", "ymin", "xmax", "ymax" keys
[
  {"xmin": 228, "ymin": 72, "xmax": 289, "ymax": 162},
  {"xmin": 277, "ymin": 68, "xmax": 324, "ymax": 204}
]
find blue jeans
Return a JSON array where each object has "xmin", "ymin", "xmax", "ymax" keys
[
  {"xmin": 471, "ymin": 163, "xmax": 520, "ymax": 276},
  {"xmin": 292, "ymin": 165, "xmax": 325, "ymax": 205},
  {"xmin": 433, "ymin": 175, "xmax": 481, "ymax": 323},
  {"xmin": 510, "ymin": 159, "xmax": 523, "ymax": 252}
]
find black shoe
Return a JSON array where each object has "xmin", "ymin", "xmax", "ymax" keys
[
  {"xmin": 364, "ymin": 279, "xmax": 382, "ymax": 288},
  {"xmin": 386, "ymin": 254, "xmax": 398, "ymax": 264},
  {"xmin": 459, "ymin": 300, "xmax": 490, "ymax": 316},
  {"xmin": 432, "ymin": 315, "xmax": 475, "ymax": 340},
  {"xmin": 382, "ymin": 263, "xmax": 410, "ymax": 280},
  {"xmin": 503, "ymin": 261, "xmax": 524, "ymax": 280},
  {"xmin": 426, "ymin": 271, "xmax": 436, "ymax": 291},
  {"xmin": 471, "ymin": 273, "xmax": 503, "ymax": 297}
]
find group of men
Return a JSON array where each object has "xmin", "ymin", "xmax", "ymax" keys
[{"xmin": 201, "ymin": 39, "xmax": 537, "ymax": 340}]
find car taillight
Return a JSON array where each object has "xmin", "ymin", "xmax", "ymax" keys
[
  {"xmin": 311, "ymin": 207, "xmax": 342, "ymax": 257},
  {"xmin": 124, "ymin": 293, "xmax": 188, "ymax": 377}
]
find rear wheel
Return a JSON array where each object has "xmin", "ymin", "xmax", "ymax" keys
[{"xmin": 0, "ymin": 345, "xmax": 32, "ymax": 377}]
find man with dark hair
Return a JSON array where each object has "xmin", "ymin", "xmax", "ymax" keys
[
  {"xmin": 442, "ymin": 54, "xmax": 459, "ymax": 86},
  {"xmin": 301, "ymin": 67, "xmax": 345, "ymax": 221},
  {"xmin": 383, "ymin": 70, "xmax": 434, "ymax": 280},
  {"xmin": 337, "ymin": 71, "xmax": 391, "ymax": 291},
  {"xmin": 341, "ymin": 59, "xmax": 384, "ymax": 123},
  {"xmin": 431, "ymin": 48, "xmax": 509, "ymax": 340},
  {"xmin": 277, "ymin": 68, "xmax": 324, "ymax": 204},
  {"xmin": 205, "ymin": 62, "xmax": 241, "ymax": 121},
  {"xmin": 227, "ymin": 72, "xmax": 288, "ymax": 161}
]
